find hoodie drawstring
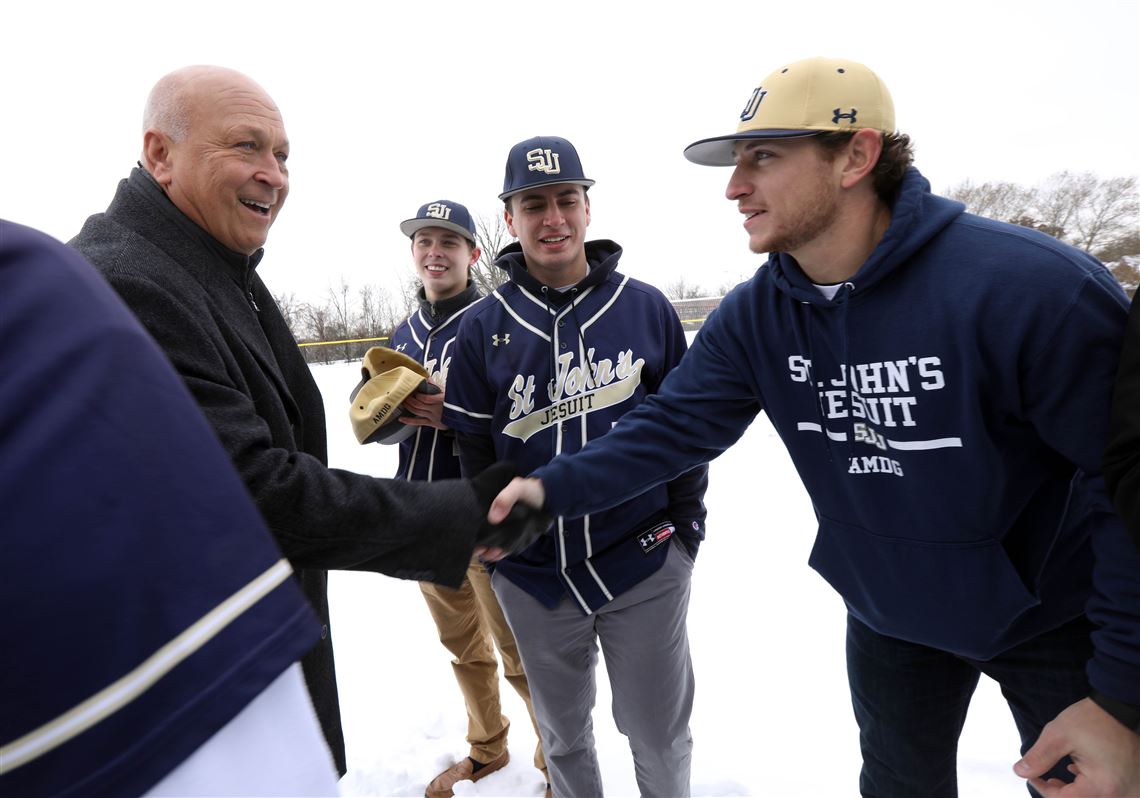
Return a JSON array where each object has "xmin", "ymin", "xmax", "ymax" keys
[
  {"xmin": 837, "ymin": 281, "xmax": 856, "ymax": 463},
  {"xmin": 788, "ymin": 280, "xmax": 857, "ymax": 464},
  {"xmin": 788, "ymin": 300, "xmax": 832, "ymax": 462}
]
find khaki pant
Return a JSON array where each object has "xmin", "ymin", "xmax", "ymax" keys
[{"xmin": 420, "ymin": 558, "xmax": 546, "ymax": 776}]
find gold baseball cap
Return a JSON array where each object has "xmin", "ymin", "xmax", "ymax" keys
[
  {"xmin": 348, "ymin": 347, "xmax": 437, "ymax": 445},
  {"xmin": 684, "ymin": 57, "xmax": 895, "ymax": 166}
]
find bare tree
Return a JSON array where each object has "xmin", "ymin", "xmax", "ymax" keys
[
  {"xmin": 326, "ymin": 280, "xmax": 355, "ymax": 362},
  {"xmin": 472, "ymin": 213, "xmax": 512, "ymax": 295},
  {"xmin": 1032, "ymin": 171, "xmax": 1094, "ymax": 240},
  {"xmin": 944, "ymin": 171, "xmax": 1139, "ymax": 277},
  {"xmin": 1071, "ymin": 175, "xmax": 1139, "ymax": 253},
  {"xmin": 944, "ymin": 180, "xmax": 1033, "ymax": 224},
  {"xmin": 273, "ymin": 291, "xmax": 305, "ymax": 342},
  {"xmin": 356, "ymin": 283, "xmax": 401, "ymax": 347},
  {"xmin": 300, "ymin": 301, "xmax": 334, "ymax": 364},
  {"xmin": 390, "ymin": 269, "xmax": 421, "ymax": 324},
  {"xmin": 663, "ymin": 276, "xmax": 709, "ymax": 301}
]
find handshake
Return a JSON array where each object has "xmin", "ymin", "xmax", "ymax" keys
[{"xmin": 469, "ymin": 462, "xmax": 549, "ymax": 559}]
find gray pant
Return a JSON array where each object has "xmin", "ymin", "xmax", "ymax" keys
[{"xmin": 492, "ymin": 542, "xmax": 695, "ymax": 798}]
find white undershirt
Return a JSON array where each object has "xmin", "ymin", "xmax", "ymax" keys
[
  {"xmin": 144, "ymin": 663, "xmax": 340, "ymax": 797},
  {"xmin": 813, "ymin": 282, "xmax": 843, "ymax": 300}
]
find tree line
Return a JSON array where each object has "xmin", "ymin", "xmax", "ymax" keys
[
  {"xmin": 944, "ymin": 171, "xmax": 1138, "ymax": 297},
  {"xmin": 278, "ymin": 216, "xmax": 514, "ymax": 365},
  {"xmin": 283, "ymin": 174, "xmax": 1138, "ymax": 364}
]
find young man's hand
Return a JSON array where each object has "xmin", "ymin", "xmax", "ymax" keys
[
  {"xmin": 399, "ymin": 380, "xmax": 448, "ymax": 430},
  {"xmin": 1013, "ymin": 697, "xmax": 1140, "ymax": 797},
  {"xmin": 469, "ymin": 466, "xmax": 549, "ymax": 561},
  {"xmin": 477, "ymin": 477, "xmax": 548, "ymax": 562}
]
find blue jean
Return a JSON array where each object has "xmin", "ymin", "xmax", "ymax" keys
[{"xmin": 846, "ymin": 613, "xmax": 1092, "ymax": 798}]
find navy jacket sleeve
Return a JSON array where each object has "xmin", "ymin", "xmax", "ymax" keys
[
  {"xmin": 657, "ymin": 300, "xmax": 709, "ymax": 538},
  {"xmin": 1105, "ymin": 296, "xmax": 1140, "ymax": 549},
  {"xmin": 101, "ymin": 270, "xmax": 481, "ymax": 587},
  {"xmin": 1014, "ymin": 269, "xmax": 1140, "ymax": 707},
  {"xmin": 456, "ymin": 431, "xmax": 498, "ymax": 478},
  {"xmin": 538, "ymin": 292, "xmax": 762, "ymax": 519}
]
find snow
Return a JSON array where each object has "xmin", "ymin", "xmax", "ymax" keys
[{"xmin": 310, "ymin": 355, "xmax": 1028, "ymax": 798}]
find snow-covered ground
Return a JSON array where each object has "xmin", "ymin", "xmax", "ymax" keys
[{"xmin": 311, "ymin": 356, "xmax": 1028, "ymax": 798}]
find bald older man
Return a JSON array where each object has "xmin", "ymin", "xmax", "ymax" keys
[{"xmin": 70, "ymin": 66, "xmax": 539, "ymax": 780}]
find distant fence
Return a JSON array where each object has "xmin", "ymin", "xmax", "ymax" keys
[
  {"xmin": 296, "ymin": 296, "xmax": 724, "ymax": 361},
  {"xmin": 296, "ymin": 335, "xmax": 390, "ymax": 364},
  {"xmin": 671, "ymin": 296, "xmax": 723, "ymax": 331}
]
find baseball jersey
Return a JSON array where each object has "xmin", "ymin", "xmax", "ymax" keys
[
  {"xmin": 443, "ymin": 239, "xmax": 707, "ymax": 614},
  {"xmin": 390, "ymin": 281, "xmax": 482, "ymax": 482}
]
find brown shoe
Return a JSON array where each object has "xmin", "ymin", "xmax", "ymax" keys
[{"xmin": 425, "ymin": 751, "xmax": 509, "ymax": 798}]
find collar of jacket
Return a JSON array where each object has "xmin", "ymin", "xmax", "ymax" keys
[
  {"xmin": 417, "ymin": 280, "xmax": 480, "ymax": 326},
  {"xmin": 494, "ymin": 239, "xmax": 622, "ymax": 307},
  {"xmin": 129, "ymin": 166, "xmax": 265, "ymax": 291}
]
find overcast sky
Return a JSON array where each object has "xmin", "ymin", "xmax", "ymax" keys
[{"xmin": 3, "ymin": 0, "xmax": 1138, "ymax": 305}]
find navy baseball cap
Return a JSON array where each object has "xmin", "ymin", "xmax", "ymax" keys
[
  {"xmin": 499, "ymin": 136, "xmax": 595, "ymax": 201},
  {"xmin": 399, "ymin": 200, "xmax": 477, "ymax": 244}
]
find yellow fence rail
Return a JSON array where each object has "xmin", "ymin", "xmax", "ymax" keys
[
  {"xmin": 298, "ymin": 335, "xmax": 389, "ymax": 349},
  {"xmin": 295, "ymin": 300, "xmax": 719, "ymax": 350}
]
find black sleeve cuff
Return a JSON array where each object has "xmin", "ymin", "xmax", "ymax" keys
[{"xmin": 1090, "ymin": 688, "xmax": 1140, "ymax": 733}]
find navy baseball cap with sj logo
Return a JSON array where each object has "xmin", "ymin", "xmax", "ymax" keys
[
  {"xmin": 399, "ymin": 200, "xmax": 477, "ymax": 244},
  {"xmin": 499, "ymin": 136, "xmax": 596, "ymax": 201}
]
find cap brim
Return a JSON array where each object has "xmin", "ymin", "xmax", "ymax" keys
[
  {"xmin": 399, "ymin": 218, "xmax": 476, "ymax": 244},
  {"xmin": 365, "ymin": 413, "xmax": 418, "ymax": 445},
  {"xmin": 499, "ymin": 178, "xmax": 595, "ymax": 201},
  {"xmin": 683, "ymin": 130, "xmax": 822, "ymax": 166},
  {"xmin": 365, "ymin": 378, "xmax": 440, "ymax": 445}
]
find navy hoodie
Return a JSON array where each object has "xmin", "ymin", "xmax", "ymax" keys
[{"xmin": 537, "ymin": 169, "xmax": 1140, "ymax": 709}]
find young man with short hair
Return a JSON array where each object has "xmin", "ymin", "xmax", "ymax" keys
[
  {"xmin": 443, "ymin": 137, "xmax": 708, "ymax": 797},
  {"xmin": 490, "ymin": 60, "xmax": 1140, "ymax": 797},
  {"xmin": 387, "ymin": 200, "xmax": 547, "ymax": 797}
]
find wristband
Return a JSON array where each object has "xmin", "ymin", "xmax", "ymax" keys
[{"xmin": 1090, "ymin": 688, "xmax": 1140, "ymax": 733}]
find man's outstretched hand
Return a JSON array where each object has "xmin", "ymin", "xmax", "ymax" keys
[
  {"xmin": 470, "ymin": 463, "xmax": 549, "ymax": 561},
  {"xmin": 1013, "ymin": 697, "xmax": 1140, "ymax": 797}
]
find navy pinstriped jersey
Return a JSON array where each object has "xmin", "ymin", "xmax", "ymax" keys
[
  {"xmin": 390, "ymin": 282, "xmax": 483, "ymax": 482},
  {"xmin": 443, "ymin": 240, "xmax": 707, "ymax": 614}
]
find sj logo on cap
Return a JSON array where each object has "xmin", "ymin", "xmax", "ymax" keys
[
  {"xmin": 526, "ymin": 148, "xmax": 561, "ymax": 175},
  {"xmin": 426, "ymin": 202, "xmax": 453, "ymax": 220},
  {"xmin": 740, "ymin": 88, "xmax": 767, "ymax": 122}
]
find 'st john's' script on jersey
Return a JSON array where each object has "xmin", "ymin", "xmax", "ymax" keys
[{"xmin": 504, "ymin": 349, "xmax": 645, "ymax": 442}]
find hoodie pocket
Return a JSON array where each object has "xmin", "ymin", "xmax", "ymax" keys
[{"xmin": 808, "ymin": 517, "xmax": 1040, "ymax": 660}]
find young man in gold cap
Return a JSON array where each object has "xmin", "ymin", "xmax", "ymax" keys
[{"xmin": 490, "ymin": 58, "xmax": 1140, "ymax": 797}]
